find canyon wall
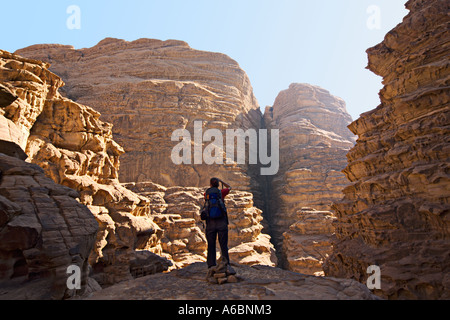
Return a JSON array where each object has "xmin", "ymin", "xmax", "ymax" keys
[
  {"xmin": 1, "ymin": 48, "xmax": 276, "ymax": 294},
  {"xmin": 16, "ymin": 41, "xmax": 360, "ymax": 276},
  {"xmin": 0, "ymin": 50, "xmax": 170, "ymax": 288},
  {"xmin": 264, "ymin": 83, "xmax": 355, "ymax": 271},
  {"xmin": 324, "ymin": 0, "xmax": 450, "ymax": 299},
  {"xmin": 16, "ymin": 38, "xmax": 264, "ymax": 199},
  {"xmin": 0, "ymin": 53, "xmax": 99, "ymax": 298},
  {"xmin": 282, "ymin": 208, "xmax": 336, "ymax": 276}
]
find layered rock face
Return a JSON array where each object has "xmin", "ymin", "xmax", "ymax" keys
[
  {"xmin": 0, "ymin": 51, "xmax": 63, "ymax": 150},
  {"xmin": 0, "ymin": 153, "xmax": 98, "ymax": 299},
  {"xmin": 7, "ymin": 36, "xmax": 385, "ymax": 294},
  {"xmin": 1, "ymin": 47, "xmax": 277, "ymax": 293},
  {"xmin": 282, "ymin": 208, "xmax": 336, "ymax": 276},
  {"xmin": 0, "ymin": 50, "xmax": 170, "ymax": 287},
  {"xmin": 324, "ymin": 0, "xmax": 450, "ymax": 299},
  {"xmin": 2, "ymin": 45, "xmax": 280, "ymax": 291},
  {"xmin": 125, "ymin": 182, "xmax": 277, "ymax": 269},
  {"xmin": 15, "ymin": 41, "xmax": 359, "ymax": 277},
  {"xmin": 264, "ymin": 83, "xmax": 355, "ymax": 270},
  {"xmin": 16, "ymin": 38, "xmax": 264, "ymax": 197}
]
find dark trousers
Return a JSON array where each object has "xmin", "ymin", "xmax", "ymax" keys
[{"xmin": 205, "ymin": 217, "xmax": 229, "ymax": 268}]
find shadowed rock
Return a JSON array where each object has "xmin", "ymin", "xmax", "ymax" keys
[
  {"xmin": 88, "ymin": 262, "xmax": 379, "ymax": 300},
  {"xmin": 0, "ymin": 153, "xmax": 98, "ymax": 300}
]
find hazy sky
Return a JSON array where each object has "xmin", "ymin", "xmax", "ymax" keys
[{"xmin": 1, "ymin": 0, "xmax": 408, "ymax": 121}]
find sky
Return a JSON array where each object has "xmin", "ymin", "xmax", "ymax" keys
[{"xmin": 1, "ymin": 0, "xmax": 408, "ymax": 121}]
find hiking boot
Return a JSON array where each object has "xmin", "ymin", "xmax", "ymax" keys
[
  {"xmin": 206, "ymin": 266, "xmax": 216, "ymax": 280},
  {"xmin": 226, "ymin": 265, "xmax": 236, "ymax": 276}
]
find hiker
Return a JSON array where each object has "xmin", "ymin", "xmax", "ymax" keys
[{"xmin": 201, "ymin": 177, "xmax": 235, "ymax": 275}]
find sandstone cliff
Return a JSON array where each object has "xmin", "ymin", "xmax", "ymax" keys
[
  {"xmin": 0, "ymin": 50, "xmax": 170, "ymax": 287},
  {"xmin": 16, "ymin": 38, "xmax": 264, "ymax": 199},
  {"xmin": 282, "ymin": 208, "xmax": 336, "ymax": 276},
  {"xmin": 1, "ymin": 48, "xmax": 277, "ymax": 293},
  {"xmin": 324, "ymin": 0, "xmax": 450, "ymax": 299},
  {"xmin": 264, "ymin": 83, "xmax": 355, "ymax": 271},
  {"xmin": 15, "ymin": 41, "xmax": 362, "ymax": 278}
]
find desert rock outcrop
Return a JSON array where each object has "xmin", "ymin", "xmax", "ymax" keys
[
  {"xmin": 0, "ymin": 153, "xmax": 98, "ymax": 299},
  {"xmin": 0, "ymin": 50, "xmax": 170, "ymax": 287},
  {"xmin": 2, "ymin": 46, "xmax": 278, "ymax": 289},
  {"xmin": 324, "ymin": 0, "xmax": 450, "ymax": 300},
  {"xmin": 16, "ymin": 38, "xmax": 264, "ymax": 198},
  {"xmin": 15, "ymin": 41, "xmax": 360, "ymax": 277},
  {"xmin": 282, "ymin": 208, "xmax": 336, "ymax": 276},
  {"xmin": 264, "ymin": 83, "xmax": 355, "ymax": 271}
]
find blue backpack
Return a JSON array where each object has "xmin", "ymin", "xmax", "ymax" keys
[{"xmin": 201, "ymin": 187, "xmax": 227, "ymax": 220}]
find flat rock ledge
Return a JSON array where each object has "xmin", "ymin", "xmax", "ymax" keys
[{"xmin": 88, "ymin": 262, "xmax": 379, "ymax": 300}]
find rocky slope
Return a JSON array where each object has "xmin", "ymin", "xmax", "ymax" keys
[
  {"xmin": 16, "ymin": 38, "xmax": 264, "ymax": 199},
  {"xmin": 324, "ymin": 0, "xmax": 450, "ymax": 299},
  {"xmin": 88, "ymin": 262, "xmax": 378, "ymax": 300},
  {"xmin": 263, "ymin": 83, "xmax": 355, "ymax": 271},
  {"xmin": 0, "ymin": 153, "xmax": 98, "ymax": 300}
]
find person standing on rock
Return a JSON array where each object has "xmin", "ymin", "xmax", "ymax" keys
[{"xmin": 202, "ymin": 177, "xmax": 235, "ymax": 275}]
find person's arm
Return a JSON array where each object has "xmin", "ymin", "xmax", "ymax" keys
[{"xmin": 220, "ymin": 179, "xmax": 231, "ymax": 190}]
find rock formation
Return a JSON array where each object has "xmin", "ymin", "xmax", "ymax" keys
[
  {"xmin": 0, "ymin": 49, "xmax": 170, "ymax": 287},
  {"xmin": 15, "ymin": 38, "xmax": 264, "ymax": 199},
  {"xmin": 88, "ymin": 262, "xmax": 379, "ymax": 300},
  {"xmin": 125, "ymin": 182, "xmax": 277, "ymax": 269},
  {"xmin": 15, "ymin": 41, "xmax": 363, "ymax": 278},
  {"xmin": 263, "ymin": 83, "xmax": 355, "ymax": 271},
  {"xmin": 282, "ymin": 208, "xmax": 336, "ymax": 276},
  {"xmin": 324, "ymin": 0, "xmax": 450, "ymax": 300},
  {"xmin": 2, "ymin": 0, "xmax": 448, "ymax": 301},
  {"xmin": 0, "ymin": 153, "xmax": 98, "ymax": 300},
  {"xmin": 1, "ymin": 48, "xmax": 277, "ymax": 293}
]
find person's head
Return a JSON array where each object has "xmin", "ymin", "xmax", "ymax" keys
[{"xmin": 210, "ymin": 177, "xmax": 220, "ymax": 188}]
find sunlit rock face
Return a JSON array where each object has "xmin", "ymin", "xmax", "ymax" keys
[
  {"xmin": 1, "ymin": 49, "xmax": 170, "ymax": 287},
  {"xmin": 124, "ymin": 182, "xmax": 277, "ymax": 270},
  {"xmin": 263, "ymin": 83, "xmax": 355, "ymax": 269},
  {"xmin": 16, "ymin": 38, "xmax": 264, "ymax": 196},
  {"xmin": 324, "ymin": 0, "xmax": 450, "ymax": 300}
]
